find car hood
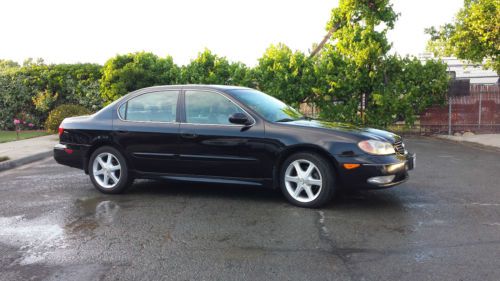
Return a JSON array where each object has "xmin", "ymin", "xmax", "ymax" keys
[{"xmin": 283, "ymin": 119, "xmax": 401, "ymax": 143}]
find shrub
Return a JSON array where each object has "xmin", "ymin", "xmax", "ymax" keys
[{"xmin": 45, "ymin": 104, "xmax": 91, "ymax": 133}]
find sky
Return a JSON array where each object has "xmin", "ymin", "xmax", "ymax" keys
[{"xmin": 0, "ymin": 0, "xmax": 464, "ymax": 66}]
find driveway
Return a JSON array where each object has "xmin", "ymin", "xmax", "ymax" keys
[{"xmin": 0, "ymin": 137, "xmax": 499, "ymax": 281}]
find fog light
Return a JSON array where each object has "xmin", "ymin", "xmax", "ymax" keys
[{"xmin": 367, "ymin": 175, "xmax": 396, "ymax": 185}]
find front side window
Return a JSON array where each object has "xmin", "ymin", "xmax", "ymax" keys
[
  {"xmin": 228, "ymin": 89, "xmax": 303, "ymax": 122},
  {"xmin": 119, "ymin": 91, "xmax": 178, "ymax": 122},
  {"xmin": 185, "ymin": 91, "xmax": 244, "ymax": 125}
]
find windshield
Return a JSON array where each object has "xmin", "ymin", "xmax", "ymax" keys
[{"xmin": 228, "ymin": 89, "xmax": 303, "ymax": 122}]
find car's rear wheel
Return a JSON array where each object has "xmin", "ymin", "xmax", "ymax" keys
[
  {"xmin": 89, "ymin": 146, "xmax": 132, "ymax": 194},
  {"xmin": 280, "ymin": 152, "xmax": 336, "ymax": 208}
]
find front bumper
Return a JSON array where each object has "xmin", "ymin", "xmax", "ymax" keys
[{"xmin": 337, "ymin": 153, "xmax": 415, "ymax": 189}]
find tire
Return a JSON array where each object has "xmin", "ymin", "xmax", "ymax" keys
[
  {"xmin": 280, "ymin": 152, "xmax": 336, "ymax": 208},
  {"xmin": 88, "ymin": 146, "xmax": 132, "ymax": 194}
]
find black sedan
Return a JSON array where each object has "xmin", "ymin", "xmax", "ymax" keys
[{"xmin": 54, "ymin": 85, "xmax": 415, "ymax": 208}]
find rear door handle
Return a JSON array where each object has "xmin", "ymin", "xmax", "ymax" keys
[{"xmin": 181, "ymin": 132, "xmax": 198, "ymax": 139}]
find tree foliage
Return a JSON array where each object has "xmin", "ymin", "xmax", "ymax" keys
[
  {"xmin": 0, "ymin": 59, "xmax": 20, "ymax": 72},
  {"xmin": 100, "ymin": 52, "xmax": 179, "ymax": 103},
  {"xmin": 314, "ymin": 0, "xmax": 449, "ymax": 126},
  {"xmin": 0, "ymin": 60, "xmax": 102, "ymax": 130},
  {"xmin": 426, "ymin": 0, "xmax": 500, "ymax": 73},
  {"xmin": 45, "ymin": 104, "xmax": 91, "ymax": 133},
  {"xmin": 254, "ymin": 43, "xmax": 316, "ymax": 106},
  {"xmin": 0, "ymin": 69, "xmax": 33, "ymax": 130},
  {"xmin": 367, "ymin": 57, "xmax": 449, "ymax": 126},
  {"xmin": 181, "ymin": 49, "xmax": 252, "ymax": 86}
]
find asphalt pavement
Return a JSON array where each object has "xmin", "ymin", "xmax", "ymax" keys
[{"xmin": 0, "ymin": 137, "xmax": 499, "ymax": 281}]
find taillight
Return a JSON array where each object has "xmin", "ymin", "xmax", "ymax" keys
[{"xmin": 58, "ymin": 127, "xmax": 64, "ymax": 137}]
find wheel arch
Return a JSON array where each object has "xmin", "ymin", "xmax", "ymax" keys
[
  {"xmin": 272, "ymin": 144, "xmax": 340, "ymax": 189},
  {"xmin": 84, "ymin": 140, "xmax": 128, "ymax": 174}
]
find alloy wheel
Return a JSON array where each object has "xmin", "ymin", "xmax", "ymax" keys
[
  {"xmin": 92, "ymin": 152, "xmax": 121, "ymax": 189},
  {"xmin": 284, "ymin": 159, "xmax": 323, "ymax": 203}
]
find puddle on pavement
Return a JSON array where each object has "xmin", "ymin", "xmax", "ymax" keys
[
  {"xmin": 65, "ymin": 197, "xmax": 121, "ymax": 235},
  {"xmin": 0, "ymin": 215, "xmax": 66, "ymax": 265},
  {"xmin": 0, "ymin": 197, "xmax": 121, "ymax": 266},
  {"xmin": 76, "ymin": 197, "xmax": 120, "ymax": 223}
]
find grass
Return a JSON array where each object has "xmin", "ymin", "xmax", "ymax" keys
[
  {"xmin": 0, "ymin": 156, "xmax": 9, "ymax": 162},
  {"xmin": 0, "ymin": 130, "xmax": 50, "ymax": 143}
]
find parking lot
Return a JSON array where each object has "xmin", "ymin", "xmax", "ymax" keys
[{"xmin": 1, "ymin": 137, "xmax": 499, "ymax": 281}]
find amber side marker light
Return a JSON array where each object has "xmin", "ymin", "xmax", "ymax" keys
[{"xmin": 343, "ymin": 163, "xmax": 361, "ymax": 170}]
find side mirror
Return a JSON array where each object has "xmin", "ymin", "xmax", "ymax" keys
[{"xmin": 229, "ymin": 112, "xmax": 252, "ymax": 126}]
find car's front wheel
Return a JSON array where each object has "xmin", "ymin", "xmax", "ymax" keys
[
  {"xmin": 89, "ymin": 146, "xmax": 132, "ymax": 194},
  {"xmin": 280, "ymin": 152, "xmax": 336, "ymax": 208}
]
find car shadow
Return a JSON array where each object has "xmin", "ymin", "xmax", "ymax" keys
[
  {"xmin": 125, "ymin": 179, "xmax": 284, "ymax": 204},
  {"xmin": 119, "ymin": 179, "xmax": 407, "ymax": 211}
]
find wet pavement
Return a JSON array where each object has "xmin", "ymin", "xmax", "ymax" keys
[{"xmin": 0, "ymin": 137, "xmax": 499, "ymax": 281}]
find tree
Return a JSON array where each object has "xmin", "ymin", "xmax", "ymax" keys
[
  {"xmin": 367, "ymin": 56, "xmax": 449, "ymax": 126},
  {"xmin": 426, "ymin": 0, "xmax": 499, "ymax": 73},
  {"xmin": 315, "ymin": 0, "xmax": 449, "ymax": 126},
  {"xmin": 0, "ymin": 59, "xmax": 20, "ymax": 72},
  {"xmin": 100, "ymin": 52, "xmax": 179, "ymax": 103},
  {"xmin": 317, "ymin": 0, "xmax": 398, "ymax": 124},
  {"xmin": 0, "ymin": 69, "xmax": 36, "ymax": 129},
  {"xmin": 228, "ymin": 61, "xmax": 254, "ymax": 87},
  {"xmin": 181, "ymin": 49, "xmax": 253, "ymax": 87},
  {"xmin": 0, "ymin": 60, "xmax": 103, "ymax": 129},
  {"xmin": 254, "ymin": 43, "xmax": 316, "ymax": 106},
  {"xmin": 314, "ymin": 45, "xmax": 360, "ymax": 122}
]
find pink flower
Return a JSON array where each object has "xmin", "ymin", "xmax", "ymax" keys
[
  {"xmin": 13, "ymin": 119, "xmax": 20, "ymax": 125},
  {"xmin": 28, "ymin": 123, "xmax": 34, "ymax": 127},
  {"xmin": 23, "ymin": 121, "xmax": 26, "ymax": 124}
]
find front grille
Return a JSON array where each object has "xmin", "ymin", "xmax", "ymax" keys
[{"xmin": 393, "ymin": 140, "xmax": 405, "ymax": 155}]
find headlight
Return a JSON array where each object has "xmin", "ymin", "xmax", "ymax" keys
[{"xmin": 358, "ymin": 140, "xmax": 395, "ymax": 155}]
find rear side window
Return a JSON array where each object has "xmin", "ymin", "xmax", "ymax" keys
[{"xmin": 119, "ymin": 91, "xmax": 178, "ymax": 122}]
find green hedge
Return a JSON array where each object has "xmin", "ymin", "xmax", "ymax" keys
[{"xmin": 45, "ymin": 104, "xmax": 91, "ymax": 133}]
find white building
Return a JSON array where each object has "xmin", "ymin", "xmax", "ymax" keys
[{"xmin": 418, "ymin": 53, "xmax": 498, "ymax": 84}]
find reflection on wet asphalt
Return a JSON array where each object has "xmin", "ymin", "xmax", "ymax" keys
[{"xmin": 0, "ymin": 137, "xmax": 499, "ymax": 281}]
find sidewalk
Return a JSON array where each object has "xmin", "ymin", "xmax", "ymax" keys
[
  {"xmin": 436, "ymin": 134, "xmax": 500, "ymax": 150},
  {"xmin": 0, "ymin": 134, "xmax": 58, "ymax": 171}
]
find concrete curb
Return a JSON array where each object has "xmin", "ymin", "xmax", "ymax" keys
[
  {"xmin": 0, "ymin": 150, "xmax": 53, "ymax": 172},
  {"xmin": 432, "ymin": 135, "xmax": 500, "ymax": 153}
]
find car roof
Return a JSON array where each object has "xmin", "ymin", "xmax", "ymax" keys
[
  {"xmin": 135, "ymin": 84, "xmax": 251, "ymax": 92},
  {"xmin": 97, "ymin": 84, "xmax": 256, "ymax": 118}
]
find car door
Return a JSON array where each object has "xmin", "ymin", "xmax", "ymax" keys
[
  {"xmin": 113, "ymin": 90, "xmax": 182, "ymax": 174},
  {"xmin": 177, "ymin": 89, "xmax": 272, "ymax": 180}
]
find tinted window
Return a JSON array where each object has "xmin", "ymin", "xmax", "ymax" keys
[
  {"xmin": 120, "ymin": 91, "xmax": 178, "ymax": 122},
  {"xmin": 185, "ymin": 91, "xmax": 244, "ymax": 125},
  {"xmin": 228, "ymin": 89, "xmax": 302, "ymax": 122}
]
